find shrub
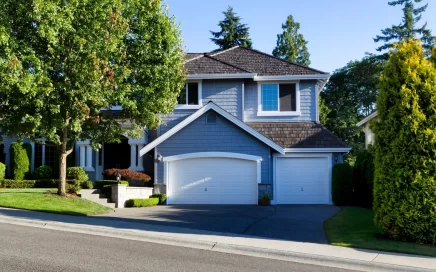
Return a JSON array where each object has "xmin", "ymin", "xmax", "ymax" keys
[
  {"xmin": 66, "ymin": 179, "xmax": 81, "ymax": 194},
  {"xmin": 332, "ymin": 163, "xmax": 353, "ymax": 206},
  {"xmin": 0, "ymin": 162, "xmax": 5, "ymax": 180},
  {"xmin": 9, "ymin": 142, "xmax": 30, "ymax": 180},
  {"xmin": 34, "ymin": 166, "xmax": 53, "ymax": 180},
  {"xmin": 66, "ymin": 167, "xmax": 89, "ymax": 183},
  {"xmin": 103, "ymin": 168, "xmax": 151, "ymax": 181},
  {"xmin": 34, "ymin": 179, "xmax": 58, "ymax": 188},
  {"xmin": 101, "ymin": 185, "xmax": 112, "ymax": 198},
  {"xmin": 352, "ymin": 148, "xmax": 374, "ymax": 208},
  {"xmin": 81, "ymin": 180, "xmax": 94, "ymax": 189},
  {"xmin": 126, "ymin": 198, "xmax": 159, "ymax": 207},
  {"xmin": 150, "ymin": 193, "xmax": 166, "ymax": 205},
  {"xmin": 0, "ymin": 179, "xmax": 36, "ymax": 188},
  {"xmin": 373, "ymin": 40, "xmax": 436, "ymax": 243}
]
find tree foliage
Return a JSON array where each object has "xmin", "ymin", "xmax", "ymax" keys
[
  {"xmin": 9, "ymin": 142, "xmax": 30, "ymax": 180},
  {"xmin": 373, "ymin": 40, "xmax": 436, "ymax": 244},
  {"xmin": 0, "ymin": 0, "xmax": 185, "ymax": 195},
  {"xmin": 374, "ymin": 0, "xmax": 434, "ymax": 56},
  {"xmin": 321, "ymin": 55, "xmax": 383, "ymax": 148},
  {"xmin": 272, "ymin": 15, "xmax": 310, "ymax": 66},
  {"xmin": 210, "ymin": 6, "xmax": 252, "ymax": 49}
]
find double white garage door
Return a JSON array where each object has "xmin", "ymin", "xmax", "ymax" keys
[{"xmin": 166, "ymin": 155, "xmax": 330, "ymax": 205}]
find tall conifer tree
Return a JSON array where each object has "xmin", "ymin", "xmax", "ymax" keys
[{"xmin": 210, "ymin": 6, "xmax": 252, "ymax": 49}]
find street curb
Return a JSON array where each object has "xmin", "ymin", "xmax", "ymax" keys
[{"xmin": 0, "ymin": 215, "xmax": 432, "ymax": 272}]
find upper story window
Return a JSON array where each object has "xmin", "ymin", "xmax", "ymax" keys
[
  {"xmin": 257, "ymin": 82, "xmax": 301, "ymax": 116},
  {"xmin": 176, "ymin": 81, "xmax": 202, "ymax": 109}
]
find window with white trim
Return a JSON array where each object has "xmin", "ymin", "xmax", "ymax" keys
[
  {"xmin": 176, "ymin": 82, "xmax": 202, "ymax": 108},
  {"xmin": 258, "ymin": 83, "xmax": 300, "ymax": 116}
]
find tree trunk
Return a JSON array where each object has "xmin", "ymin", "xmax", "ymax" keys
[{"xmin": 58, "ymin": 151, "xmax": 67, "ymax": 196}]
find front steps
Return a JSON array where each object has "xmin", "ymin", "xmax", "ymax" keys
[{"xmin": 79, "ymin": 189, "xmax": 116, "ymax": 209}]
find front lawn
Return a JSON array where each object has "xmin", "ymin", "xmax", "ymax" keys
[
  {"xmin": 0, "ymin": 189, "xmax": 113, "ymax": 216},
  {"xmin": 324, "ymin": 207, "xmax": 436, "ymax": 257}
]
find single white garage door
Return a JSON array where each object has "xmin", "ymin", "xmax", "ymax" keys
[
  {"xmin": 168, "ymin": 157, "xmax": 258, "ymax": 204},
  {"xmin": 276, "ymin": 157, "xmax": 329, "ymax": 204}
]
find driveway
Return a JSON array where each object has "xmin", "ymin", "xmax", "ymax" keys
[{"xmin": 95, "ymin": 205, "xmax": 340, "ymax": 244}]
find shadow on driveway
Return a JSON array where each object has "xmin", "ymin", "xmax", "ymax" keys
[{"xmin": 94, "ymin": 205, "xmax": 340, "ymax": 244}]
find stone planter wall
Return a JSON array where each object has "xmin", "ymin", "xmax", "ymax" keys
[{"xmin": 111, "ymin": 184, "xmax": 154, "ymax": 208}]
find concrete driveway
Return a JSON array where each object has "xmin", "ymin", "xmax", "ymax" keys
[{"xmin": 95, "ymin": 205, "xmax": 340, "ymax": 244}]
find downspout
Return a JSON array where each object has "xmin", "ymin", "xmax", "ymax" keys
[{"xmin": 242, "ymin": 81, "xmax": 245, "ymax": 122}]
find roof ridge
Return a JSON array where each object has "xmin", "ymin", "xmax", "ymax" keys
[
  {"xmin": 237, "ymin": 47, "xmax": 329, "ymax": 75},
  {"xmin": 184, "ymin": 53, "xmax": 207, "ymax": 63},
  {"xmin": 204, "ymin": 54, "xmax": 253, "ymax": 73},
  {"xmin": 208, "ymin": 45, "xmax": 240, "ymax": 57}
]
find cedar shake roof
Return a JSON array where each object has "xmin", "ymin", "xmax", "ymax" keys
[
  {"xmin": 247, "ymin": 122, "xmax": 348, "ymax": 149},
  {"xmin": 185, "ymin": 46, "xmax": 328, "ymax": 76},
  {"xmin": 185, "ymin": 54, "xmax": 250, "ymax": 75}
]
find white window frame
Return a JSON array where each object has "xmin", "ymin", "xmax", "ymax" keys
[
  {"xmin": 257, "ymin": 81, "xmax": 301, "ymax": 116},
  {"xmin": 175, "ymin": 81, "xmax": 202, "ymax": 109}
]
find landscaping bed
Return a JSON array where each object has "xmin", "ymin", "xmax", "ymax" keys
[
  {"xmin": 0, "ymin": 189, "xmax": 113, "ymax": 216},
  {"xmin": 324, "ymin": 207, "xmax": 436, "ymax": 257}
]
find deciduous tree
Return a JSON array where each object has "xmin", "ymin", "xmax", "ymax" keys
[{"xmin": 0, "ymin": 0, "xmax": 185, "ymax": 195}]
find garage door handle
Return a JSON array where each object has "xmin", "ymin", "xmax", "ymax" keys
[
  {"xmin": 301, "ymin": 188, "xmax": 303, "ymax": 191},
  {"xmin": 205, "ymin": 188, "xmax": 207, "ymax": 192}
]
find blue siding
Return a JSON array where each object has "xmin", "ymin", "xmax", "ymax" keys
[
  {"xmin": 243, "ymin": 79, "xmax": 317, "ymax": 122},
  {"xmin": 201, "ymin": 79, "xmax": 243, "ymax": 119},
  {"xmin": 159, "ymin": 79, "xmax": 243, "ymax": 136},
  {"xmin": 155, "ymin": 111, "xmax": 271, "ymax": 184}
]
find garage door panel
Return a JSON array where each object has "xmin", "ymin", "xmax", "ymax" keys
[
  {"xmin": 276, "ymin": 157, "xmax": 329, "ymax": 204},
  {"xmin": 168, "ymin": 157, "xmax": 258, "ymax": 204}
]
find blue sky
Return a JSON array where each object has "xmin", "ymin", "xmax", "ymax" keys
[{"xmin": 165, "ymin": 0, "xmax": 436, "ymax": 73}]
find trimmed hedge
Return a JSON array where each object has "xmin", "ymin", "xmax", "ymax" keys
[
  {"xmin": 352, "ymin": 149, "xmax": 374, "ymax": 208},
  {"xmin": 332, "ymin": 163, "xmax": 353, "ymax": 206},
  {"xmin": 81, "ymin": 180, "xmax": 94, "ymax": 189},
  {"xmin": 66, "ymin": 167, "xmax": 89, "ymax": 183},
  {"xmin": 150, "ymin": 194, "xmax": 166, "ymax": 205},
  {"xmin": 0, "ymin": 162, "xmax": 5, "ymax": 180},
  {"xmin": 0, "ymin": 179, "xmax": 36, "ymax": 188},
  {"xmin": 126, "ymin": 198, "xmax": 159, "ymax": 208},
  {"xmin": 10, "ymin": 142, "xmax": 30, "ymax": 180},
  {"xmin": 35, "ymin": 179, "xmax": 58, "ymax": 188},
  {"xmin": 34, "ymin": 166, "xmax": 53, "ymax": 180}
]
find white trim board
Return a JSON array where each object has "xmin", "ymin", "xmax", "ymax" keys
[
  {"xmin": 139, "ymin": 103, "xmax": 285, "ymax": 156},
  {"xmin": 284, "ymin": 148, "xmax": 351, "ymax": 153},
  {"xmin": 187, "ymin": 73, "xmax": 256, "ymax": 80},
  {"xmin": 356, "ymin": 111, "xmax": 378, "ymax": 127}
]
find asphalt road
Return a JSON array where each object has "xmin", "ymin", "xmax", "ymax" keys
[{"xmin": 0, "ymin": 222, "xmax": 355, "ymax": 272}]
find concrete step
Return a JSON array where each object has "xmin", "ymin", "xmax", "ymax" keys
[{"xmin": 79, "ymin": 189, "xmax": 115, "ymax": 209}]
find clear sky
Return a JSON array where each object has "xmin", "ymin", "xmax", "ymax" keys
[{"xmin": 165, "ymin": 0, "xmax": 436, "ymax": 73}]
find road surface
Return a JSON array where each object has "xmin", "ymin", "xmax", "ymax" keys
[{"xmin": 0, "ymin": 222, "xmax": 355, "ymax": 272}]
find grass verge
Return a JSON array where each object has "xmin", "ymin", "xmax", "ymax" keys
[
  {"xmin": 0, "ymin": 189, "xmax": 113, "ymax": 216},
  {"xmin": 324, "ymin": 207, "xmax": 436, "ymax": 257}
]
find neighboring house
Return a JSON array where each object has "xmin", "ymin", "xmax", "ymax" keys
[
  {"xmin": 356, "ymin": 111, "xmax": 378, "ymax": 148},
  {"xmin": 2, "ymin": 46, "xmax": 350, "ymax": 205}
]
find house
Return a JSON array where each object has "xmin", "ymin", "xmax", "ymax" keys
[
  {"xmin": 356, "ymin": 111, "xmax": 378, "ymax": 148},
  {"xmin": 1, "ymin": 46, "xmax": 350, "ymax": 205}
]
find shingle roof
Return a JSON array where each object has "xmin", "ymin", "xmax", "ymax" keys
[
  {"xmin": 185, "ymin": 46, "xmax": 328, "ymax": 76},
  {"xmin": 247, "ymin": 122, "xmax": 348, "ymax": 149},
  {"xmin": 185, "ymin": 54, "xmax": 250, "ymax": 75},
  {"xmin": 186, "ymin": 53, "xmax": 204, "ymax": 61}
]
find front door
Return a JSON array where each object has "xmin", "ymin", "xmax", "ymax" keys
[{"xmin": 103, "ymin": 138, "xmax": 130, "ymax": 170}]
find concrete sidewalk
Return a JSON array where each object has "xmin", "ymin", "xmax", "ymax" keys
[{"xmin": 0, "ymin": 208, "xmax": 434, "ymax": 272}]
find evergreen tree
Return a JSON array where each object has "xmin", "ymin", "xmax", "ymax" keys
[
  {"xmin": 210, "ymin": 6, "xmax": 252, "ymax": 49},
  {"xmin": 272, "ymin": 15, "xmax": 310, "ymax": 66},
  {"xmin": 374, "ymin": 0, "xmax": 434, "ymax": 56},
  {"xmin": 373, "ymin": 40, "xmax": 436, "ymax": 244}
]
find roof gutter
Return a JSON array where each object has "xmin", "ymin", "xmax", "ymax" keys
[
  {"xmin": 284, "ymin": 148, "xmax": 352, "ymax": 153},
  {"xmin": 187, "ymin": 73, "xmax": 257, "ymax": 80},
  {"xmin": 254, "ymin": 74, "xmax": 331, "ymax": 81}
]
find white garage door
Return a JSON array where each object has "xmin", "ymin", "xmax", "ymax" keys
[
  {"xmin": 168, "ymin": 158, "xmax": 258, "ymax": 204},
  {"xmin": 276, "ymin": 157, "xmax": 329, "ymax": 204}
]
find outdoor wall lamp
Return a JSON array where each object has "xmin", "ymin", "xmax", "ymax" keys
[{"xmin": 156, "ymin": 154, "xmax": 163, "ymax": 163}]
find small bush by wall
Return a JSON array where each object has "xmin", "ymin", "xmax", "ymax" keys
[
  {"xmin": 0, "ymin": 162, "xmax": 5, "ymax": 180},
  {"xmin": 332, "ymin": 163, "xmax": 353, "ymax": 206},
  {"xmin": 66, "ymin": 167, "xmax": 89, "ymax": 183},
  {"xmin": 34, "ymin": 166, "xmax": 53, "ymax": 180},
  {"xmin": 9, "ymin": 142, "xmax": 30, "ymax": 180},
  {"xmin": 66, "ymin": 179, "xmax": 81, "ymax": 194},
  {"xmin": 352, "ymin": 148, "xmax": 374, "ymax": 208},
  {"xmin": 126, "ymin": 198, "xmax": 159, "ymax": 207},
  {"xmin": 81, "ymin": 180, "xmax": 94, "ymax": 189},
  {"xmin": 150, "ymin": 193, "xmax": 166, "ymax": 205}
]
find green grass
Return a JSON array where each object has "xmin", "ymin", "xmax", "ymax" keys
[
  {"xmin": 0, "ymin": 189, "xmax": 113, "ymax": 216},
  {"xmin": 324, "ymin": 207, "xmax": 436, "ymax": 257}
]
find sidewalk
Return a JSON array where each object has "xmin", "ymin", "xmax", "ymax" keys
[{"xmin": 0, "ymin": 207, "xmax": 434, "ymax": 272}]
